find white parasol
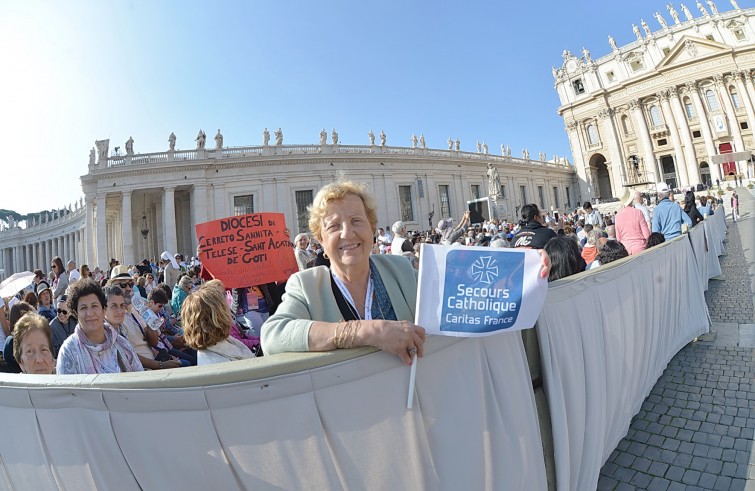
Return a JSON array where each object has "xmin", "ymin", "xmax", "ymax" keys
[{"xmin": 0, "ymin": 271, "xmax": 35, "ymax": 298}]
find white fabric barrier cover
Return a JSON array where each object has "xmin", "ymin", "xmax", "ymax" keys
[
  {"xmin": 687, "ymin": 219, "xmax": 724, "ymax": 291},
  {"xmin": 536, "ymin": 234, "xmax": 711, "ymax": 491},
  {"xmin": 704, "ymin": 209, "xmax": 726, "ymax": 259},
  {"xmin": 0, "ymin": 333, "xmax": 545, "ymax": 490}
]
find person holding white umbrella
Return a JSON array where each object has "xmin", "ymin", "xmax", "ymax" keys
[{"xmin": 0, "ymin": 271, "xmax": 36, "ymax": 348}]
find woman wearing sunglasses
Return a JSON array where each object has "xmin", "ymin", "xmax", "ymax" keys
[{"xmin": 50, "ymin": 297, "xmax": 77, "ymax": 358}]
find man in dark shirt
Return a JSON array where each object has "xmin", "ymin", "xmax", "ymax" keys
[{"xmin": 512, "ymin": 204, "xmax": 557, "ymax": 249}]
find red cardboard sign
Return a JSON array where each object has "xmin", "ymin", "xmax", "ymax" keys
[{"xmin": 195, "ymin": 213, "xmax": 298, "ymax": 289}]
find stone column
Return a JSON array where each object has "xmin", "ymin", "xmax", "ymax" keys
[
  {"xmin": 96, "ymin": 192, "xmax": 108, "ymax": 270},
  {"xmin": 686, "ymin": 82, "xmax": 721, "ymax": 182},
  {"xmin": 163, "ymin": 187, "xmax": 178, "ymax": 255},
  {"xmin": 26, "ymin": 244, "xmax": 32, "ymax": 271},
  {"xmin": 63, "ymin": 234, "xmax": 70, "ymax": 264},
  {"xmin": 658, "ymin": 90, "xmax": 690, "ymax": 188},
  {"xmin": 743, "ymin": 71, "xmax": 755, "ymax": 118},
  {"xmin": 565, "ymin": 120, "xmax": 589, "ymax": 202},
  {"xmin": 191, "ymin": 184, "xmax": 208, "ymax": 254},
  {"xmin": 84, "ymin": 195, "xmax": 95, "ymax": 267},
  {"xmin": 597, "ymin": 107, "xmax": 624, "ymax": 197},
  {"xmin": 714, "ymin": 75, "xmax": 745, "ymax": 151},
  {"xmin": 734, "ymin": 72, "xmax": 755, "ymax": 140},
  {"xmin": 629, "ymin": 99, "xmax": 661, "ymax": 183},
  {"xmin": 668, "ymin": 87, "xmax": 699, "ymax": 185},
  {"xmin": 45, "ymin": 240, "xmax": 52, "ymax": 271},
  {"xmin": 121, "ymin": 191, "xmax": 134, "ymax": 266}
]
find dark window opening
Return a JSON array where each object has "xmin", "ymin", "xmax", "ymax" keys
[
  {"xmin": 692, "ymin": 130, "xmax": 702, "ymax": 138},
  {"xmin": 657, "ymin": 139, "xmax": 668, "ymax": 146}
]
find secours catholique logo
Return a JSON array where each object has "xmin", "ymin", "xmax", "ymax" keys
[{"xmin": 440, "ymin": 249, "xmax": 525, "ymax": 333}]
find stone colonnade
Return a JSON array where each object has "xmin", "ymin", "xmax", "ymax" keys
[{"xmin": 0, "ymin": 229, "xmax": 85, "ymax": 277}]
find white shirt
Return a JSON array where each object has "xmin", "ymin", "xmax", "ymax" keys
[
  {"xmin": 377, "ymin": 233, "xmax": 391, "ymax": 254},
  {"xmin": 68, "ymin": 269, "xmax": 81, "ymax": 282},
  {"xmin": 634, "ymin": 203, "xmax": 651, "ymax": 226},
  {"xmin": 584, "ymin": 209, "xmax": 604, "ymax": 227},
  {"xmin": 391, "ymin": 235, "xmax": 408, "ymax": 255}
]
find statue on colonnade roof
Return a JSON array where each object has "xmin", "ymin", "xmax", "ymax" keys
[
  {"xmin": 730, "ymin": 0, "xmax": 741, "ymax": 11},
  {"xmin": 168, "ymin": 132, "xmax": 176, "ymax": 151},
  {"xmin": 196, "ymin": 130, "xmax": 206, "ymax": 150},
  {"xmin": 581, "ymin": 47, "xmax": 591, "ymax": 62},
  {"xmin": 125, "ymin": 136, "xmax": 134, "ymax": 155},
  {"xmin": 411, "ymin": 134, "xmax": 418, "ymax": 148},
  {"xmin": 275, "ymin": 128, "xmax": 283, "ymax": 145},
  {"xmin": 608, "ymin": 35, "xmax": 618, "ymax": 51},
  {"xmin": 89, "ymin": 148, "xmax": 95, "ymax": 167},
  {"xmin": 641, "ymin": 19, "xmax": 652, "ymax": 36},
  {"xmin": 681, "ymin": 4, "xmax": 694, "ymax": 20},
  {"xmin": 697, "ymin": 1, "xmax": 710, "ymax": 16},
  {"xmin": 667, "ymin": 4, "xmax": 681, "ymax": 24},
  {"xmin": 320, "ymin": 129, "xmax": 327, "ymax": 146},
  {"xmin": 448, "ymin": 137, "xmax": 453, "ymax": 150},
  {"xmin": 215, "ymin": 129, "xmax": 223, "ymax": 149},
  {"xmin": 263, "ymin": 128, "xmax": 270, "ymax": 146},
  {"xmin": 331, "ymin": 128, "xmax": 338, "ymax": 145},
  {"xmin": 455, "ymin": 138, "xmax": 460, "ymax": 151},
  {"xmin": 633, "ymin": 24, "xmax": 642, "ymax": 41},
  {"xmin": 419, "ymin": 134, "xmax": 426, "ymax": 149},
  {"xmin": 368, "ymin": 129, "xmax": 375, "ymax": 145},
  {"xmin": 379, "ymin": 130, "xmax": 386, "ymax": 146},
  {"xmin": 654, "ymin": 12, "xmax": 668, "ymax": 29},
  {"xmin": 707, "ymin": 0, "xmax": 718, "ymax": 15}
]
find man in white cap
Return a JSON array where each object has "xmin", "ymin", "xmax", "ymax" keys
[
  {"xmin": 438, "ymin": 210, "xmax": 472, "ymax": 245},
  {"xmin": 161, "ymin": 251, "xmax": 181, "ymax": 288},
  {"xmin": 390, "ymin": 221, "xmax": 413, "ymax": 255},
  {"xmin": 652, "ymin": 182, "xmax": 691, "ymax": 240}
]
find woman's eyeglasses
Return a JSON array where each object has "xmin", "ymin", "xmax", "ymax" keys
[
  {"xmin": 58, "ymin": 310, "xmax": 69, "ymax": 315},
  {"xmin": 116, "ymin": 281, "xmax": 134, "ymax": 288}
]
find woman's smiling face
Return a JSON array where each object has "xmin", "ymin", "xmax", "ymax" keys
[{"xmin": 320, "ymin": 194, "xmax": 373, "ymax": 274}]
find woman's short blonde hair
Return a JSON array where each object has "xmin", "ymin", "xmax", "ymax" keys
[
  {"xmin": 181, "ymin": 285, "xmax": 233, "ymax": 350},
  {"xmin": 12, "ymin": 313, "xmax": 53, "ymax": 363},
  {"xmin": 308, "ymin": 181, "xmax": 378, "ymax": 240},
  {"xmin": 136, "ymin": 276, "xmax": 146, "ymax": 287}
]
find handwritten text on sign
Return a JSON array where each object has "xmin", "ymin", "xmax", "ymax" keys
[{"xmin": 195, "ymin": 213, "xmax": 298, "ymax": 289}]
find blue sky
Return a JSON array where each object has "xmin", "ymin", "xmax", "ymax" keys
[{"xmin": 0, "ymin": 0, "xmax": 746, "ymax": 214}]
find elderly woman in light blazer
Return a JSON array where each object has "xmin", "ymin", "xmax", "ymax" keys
[{"xmin": 262, "ymin": 180, "xmax": 550, "ymax": 365}]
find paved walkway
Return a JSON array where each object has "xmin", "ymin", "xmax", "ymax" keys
[{"xmin": 597, "ymin": 186, "xmax": 755, "ymax": 491}]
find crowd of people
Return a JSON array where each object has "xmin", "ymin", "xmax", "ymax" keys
[{"xmin": 0, "ymin": 179, "xmax": 727, "ymax": 374}]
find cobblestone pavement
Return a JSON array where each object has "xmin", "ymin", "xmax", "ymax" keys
[{"xmin": 597, "ymin": 187, "xmax": 755, "ymax": 491}]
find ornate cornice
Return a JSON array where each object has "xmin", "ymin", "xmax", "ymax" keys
[
  {"xmin": 565, "ymin": 120, "xmax": 579, "ymax": 131},
  {"xmin": 656, "ymin": 90, "xmax": 670, "ymax": 102},
  {"xmin": 628, "ymin": 99, "xmax": 641, "ymax": 110},
  {"xmin": 667, "ymin": 86, "xmax": 679, "ymax": 98},
  {"xmin": 712, "ymin": 74, "xmax": 725, "ymax": 87}
]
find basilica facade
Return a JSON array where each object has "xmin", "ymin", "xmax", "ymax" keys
[
  {"xmin": 0, "ymin": 136, "xmax": 575, "ymax": 277},
  {"xmin": 556, "ymin": 2, "xmax": 755, "ymax": 201}
]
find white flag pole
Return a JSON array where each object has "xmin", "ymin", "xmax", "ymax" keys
[{"xmin": 407, "ymin": 355, "xmax": 418, "ymax": 409}]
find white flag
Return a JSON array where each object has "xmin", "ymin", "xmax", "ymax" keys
[{"xmin": 415, "ymin": 244, "xmax": 547, "ymax": 336}]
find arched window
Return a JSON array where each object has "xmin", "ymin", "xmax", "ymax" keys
[
  {"xmin": 649, "ymin": 105, "xmax": 664, "ymax": 126},
  {"xmin": 705, "ymin": 89, "xmax": 720, "ymax": 111},
  {"xmin": 683, "ymin": 97, "xmax": 696, "ymax": 119},
  {"xmin": 587, "ymin": 124, "xmax": 600, "ymax": 145},
  {"xmin": 621, "ymin": 115, "xmax": 633, "ymax": 135},
  {"xmin": 730, "ymin": 87, "xmax": 741, "ymax": 108}
]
